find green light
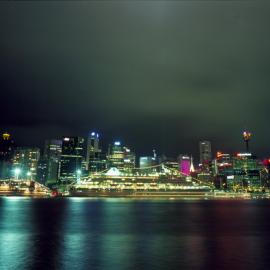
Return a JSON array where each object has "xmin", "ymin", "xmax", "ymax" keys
[
  {"xmin": 14, "ymin": 168, "xmax": 21, "ymax": 175},
  {"xmin": 14, "ymin": 168, "xmax": 21, "ymax": 179}
]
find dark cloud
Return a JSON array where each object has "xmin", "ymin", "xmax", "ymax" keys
[{"xmin": 0, "ymin": 1, "xmax": 270, "ymax": 159}]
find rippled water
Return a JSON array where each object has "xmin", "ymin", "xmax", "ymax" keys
[{"xmin": 0, "ymin": 198, "xmax": 270, "ymax": 270}]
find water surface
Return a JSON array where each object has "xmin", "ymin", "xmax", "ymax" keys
[{"xmin": 0, "ymin": 197, "xmax": 270, "ymax": 270}]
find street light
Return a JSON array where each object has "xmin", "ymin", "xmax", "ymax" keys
[{"xmin": 14, "ymin": 168, "xmax": 21, "ymax": 180}]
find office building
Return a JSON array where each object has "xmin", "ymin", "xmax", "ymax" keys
[
  {"xmin": 227, "ymin": 153, "xmax": 263, "ymax": 190},
  {"xmin": 178, "ymin": 155, "xmax": 191, "ymax": 175},
  {"xmin": 107, "ymin": 141, "xmax": 135, "ymax": 170},
  {"xmin": 43, "ymin": 139, "xmax": 62, "ymax": 184},
  {"xmin": 139, "ymin": 155, "xmax": 158, "ymax": 175},
  {"xmin": 107, "ymin": 141, "xmax": 125, "ymax": 168},
  {"xmin": 36, "ymin": 158, "xmax": 48, "ymax": 184},
  {"xmin": 12, "ymin": 147, "xmax": 40, "ymax": 179},
  {"xmin": 123, "ymin": 146, "xmax": 136, "ymax": 171},
  {"xmin": 86, "ymin": 132, "xmax": 102, "ymax": 172},
  {"xmin": 213, "ymin": 152, "xmax": 232, "ymax": 175},
  {"xmin": 0, "ymin": 132, "xmax": 15, "ymax": 178},
  {"xmin": 59, "ymin": 136, "xmax": 84, "ymax": 182},
  {"xmin": 199, "ymin": 141, "xmax": 212, "ymax": 164},
  {"xmin": 86, "ymin": 132, "xmax": 101, "ymax": 168}
]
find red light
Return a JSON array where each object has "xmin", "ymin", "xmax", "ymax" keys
[
  {"xmin": 217, "ymin": 151, "xmax": 223, "ymax": 158},
  {"xmin": 263, "ymin": 159, "xmax": 270, "ymax": 166}
]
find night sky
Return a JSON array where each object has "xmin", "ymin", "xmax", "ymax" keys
[{"xmin": 1, "ymin": 1, "xmax": 270, "ymax": 159}]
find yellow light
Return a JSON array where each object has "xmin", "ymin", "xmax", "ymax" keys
[
  {"xmin": 243, "ymin": 131, "xmax": 252, "ymax": 141},
  {"xmin": 2, "ymin": 132, "xmax": 10, "ymax": 140}
]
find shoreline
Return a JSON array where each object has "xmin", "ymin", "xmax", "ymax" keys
[{"xmin": 0, "ymin": 190, "xmax": 269, "ymax": 200}]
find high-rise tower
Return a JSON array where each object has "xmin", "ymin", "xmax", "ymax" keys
[
  {"xmin": 86, "ymin": 132, "xmax": 101, "ymax": 170},
  {"xmin": 242, "ymin": 131, "xmax": 252, "ymax": 152},
  {"xmin": 59, "ymin": 136, "xmax": 84, "ymax": 182},
  {"xmin": 12, "ymin": 147, "xmax": 40, "ymax": 179},
  {"xmin": 44, "ymin": 139, "xmax": 62, "ymax": 184},
  {"xmin": 0, "ymin": 132, "xmax": 15, "ymax": 178},
  {"xmin": 199, "ymin": 141, "xmax": 212, "ymax": 164}
]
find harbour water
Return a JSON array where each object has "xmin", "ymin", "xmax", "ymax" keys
[{"xmin": 0, "ymin": 197, "xmax": 270, "ymax": 270}]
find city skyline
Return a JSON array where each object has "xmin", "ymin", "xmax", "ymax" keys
[
  {"xmin": 0, "ymin": 128, "xmax": 264, "ymax": 161},
  {"xmin": 1, "ymin": 129, "xmax": 268, "ymax": 194}
]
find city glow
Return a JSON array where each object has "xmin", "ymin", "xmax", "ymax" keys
[{"xmin": 14, "ymin": 168, "xmax": 21, "ymax": 175}]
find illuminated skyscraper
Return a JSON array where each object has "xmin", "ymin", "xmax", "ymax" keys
[
  {"xmin": 107, "ymin": 141, "xmax": 135, "ymax": 170},
  {"xmin": 86, "ymin": 132, "xmax": 101, "ymax": 171},
  {"xmin": 0, "ymin": 132, "xmax": 14, "ymax": 161},
  {"xmin": 12, "ymin": 147, "xmax": 40, "ymax": 179},
  {"xmin": 123, "ymin": 146, "xmax": 136, "ymax": 170},
  {"xmin": 139, "ymin": 156, "xmax": 154, "ymax": 169},
  {"xmin": 107, "ymin": 141, "xmax": 125, "ymax": 168},
  {"xmin": 36, "ymin": 158, "xmax": 48, "ymax": 184},
  {"xmin": 0, "ymin": 132, "xmax": 15, "ymax": 178},
  {"xmin": 199, "ymin": 141, "xmax": 212, "ymax": 164},
  {"xmin": 44, "ymin": 139, "xmax": 62, "ymax": 184},
  {"xmin": 226, "ymin": 153, "xmax": 262, "ymax": 190},
  {"xmin": 178, "ymin": 155, "xmax": 191, "ymax": 175},
  {"xmin": 59, "ymin": 136, "xmax": 84, "ymax": 182},
  {"xmin": 139, "ymin": 150, "xmax": 159, "ymax": 175}
]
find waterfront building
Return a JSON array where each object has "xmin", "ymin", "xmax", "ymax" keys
[
  {"xmin": 197, "ymin": 172, "xmax": 212, "ymax": 184},
  {"xmin": 262, "ymin": 159, "xmax": 270, "ymax": 188},
  {"xmin": 0, "ymin": 132, "xmax": 15, "ymax": 178},
  {"xmin": 213, "ymin": 152, "xmax": 232, "ymax": 175},
  {"xmin": 0, "ymin": 132, "xmax": 15, "ymax": 161},
  {"xmin": 139, "ymin": 156, "xmax": 154, "ymax": 169},
  {"xmin": 139, "ymin": 150, "xmax": 159, "ymax": 175},
  {"xmin": 88, "ymin": 155, "xmax": 107, "ymax": 173},
  {"xmin": 163, "ymin": 160, "xmax": 179, "ymax": 171},
  {"xmin": 123, "ymin": 147, "xmax": 136, "ymax": 171},
  {"xmin": 59, "ymin": 136, "xmax": 84, "ymax": 182},
  {"xmin": 227, "ymin": 153, "xmax": 263, "ymax": 190},
  {"xmin": 199, "ymin": 141, "xmax": 212, "ymax": 173},
  {"xmin": 211, "ymin": 152, "xmax": 264, "ymax": 190},
  {"xmin": 107, "ymin": 141, "xmax": 135, "ymax": 171},
  {"xmin": 107, "ymin": 141, "xmax": 125, "ymax": 168},
  {"xmin": 139, "ymin": 156, "xmax": 155, "ymax": 175},
  {"xmin": 36, "ymin": 158, "xmax": 48, "ymax": 184},
  {"xmin": 81, "ymin": 159, "xmax": 88, "ymax": 175},
  {"xmin": 44, "ymin": 139, "xmax": 62, "ymax": 184},
  {"xmin": 178, "ymin": 155, "xmax": 191, "ymax": 175},
  {"xmin": 199, "ymin": 141, "xmax": 212, "ymax": 164},
  {"xmin": 86, "ymin": 132, "xmax": 101, "ymax": 171},
  {"xmin": 12, "ymin": 147, "xmax": 40, "ymax": 179},
  {"xmin": 212, "ymin": 152, "xmax": 232, "ymax": 188}
]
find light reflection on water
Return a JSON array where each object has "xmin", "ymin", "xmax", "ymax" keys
[{"xmin": 0, "ymin": 198, "xmax": 270, "ymax": 270}]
